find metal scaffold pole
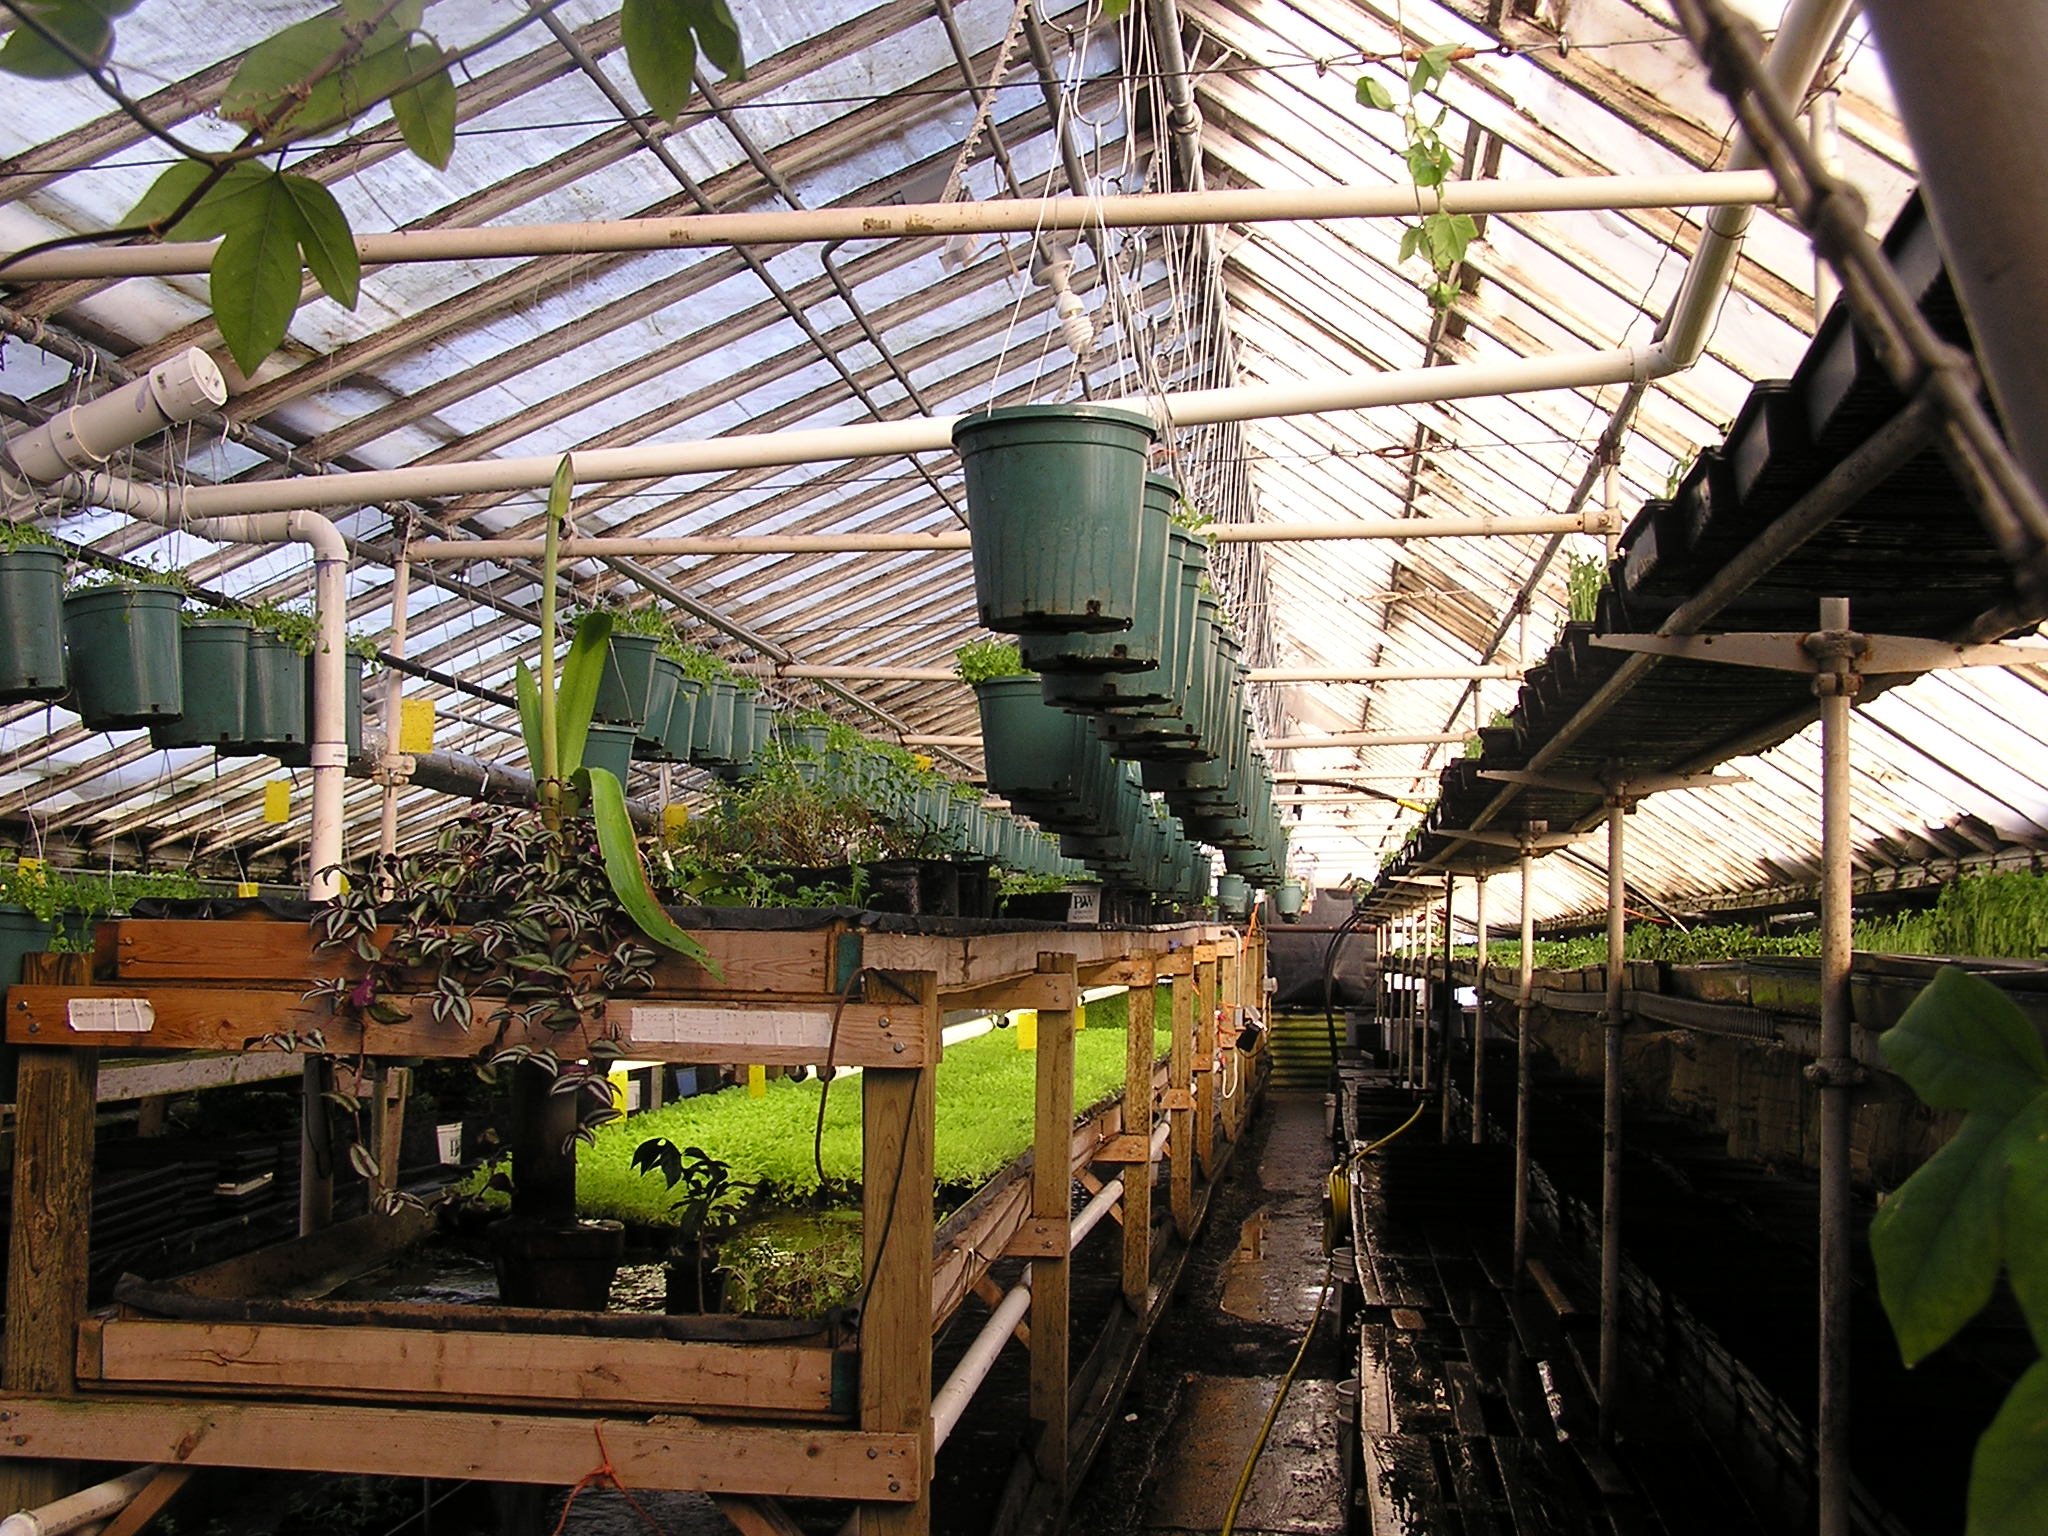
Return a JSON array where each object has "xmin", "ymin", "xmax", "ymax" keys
[
  {"xmin": 1598, "ymin": 797, "xmax": 1627, "ymax": 1443},
  {"xmin": 1440, "ymin": 875, "xmax": 1456, "ymax": 1140},
  {"xmin": 1512, "ymin": 840, "xmax": 1536, "ymax": 1282},
  {"xmin": 1472, "ymin": 872, "xmax": 1488, "ymax": 1144}
]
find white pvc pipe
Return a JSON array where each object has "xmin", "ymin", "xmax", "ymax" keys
[
  {"xmin": 0, "ymin": 171, "xmax": 1779, "ymax": 282},
  {"xmin": 931, "ymin": 1119, "xmax": 1168, "ymax": 1451},
  {"xmin": 404, "ymin": 510, "xmax": 1614, "ymax": 561},
  {"xmin": 743, "ymin": 663, "xmax": 1522, "ymax": 685},
  {"xmin": 60, "ymin": 347, "xmax": 1655, "ymax": 517},
  {"xmin": 0, "ymin": 1465, "xmax": 159, "ymax": 1536},
  {"xmin": 4, "ymin": 349, "xmax": 224, "ymax": 482},
  {"xmin": 902, "ymin": 730, "xmax": 1465, "ymax": 749}
]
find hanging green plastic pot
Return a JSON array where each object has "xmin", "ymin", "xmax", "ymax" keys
[
  {"xmin": 150, "ymin": 618, "xmax": 252, "ymax": 750},
  {"xmin": 63, "ymin": 584, "xmax": 184, "ymax": 730},
  {"xmin": 662, "ymin": 676, "xmax": 702, "ymax": 763},
  {"xmin": 234, "ymin": 630, "xmax": 310, "ymax": 755},
  {"xmin": 584, "ymin": 722, "xmax": 637, "ymax": 784},
  {"xmin": 953, "ymin": 404, "xmax": 1157, "ymax": 634},
  {"xmin": 1021, "ymin": 472, "xmax": 1180, "ymax": 673},
  {"xmin": 0, "ymin": 904, "xmax": 53, "ymax": 988},
  {"xmin": 632, "ymin": 655, "xmax": 684, "ymax": 759},
  {"xmin": 0, "ymin": 548, "xmax": 67, "ymax": 704},
  {"xmin": 1216, "ymin": 873, "xmax": 1251, "ymax": 920},
  {"xmin": 272, "ymin": 653, "xmax": 366, "ymax": 766},
  {"xmin": 594, "ymin": 634, "xmax": 663, "ymax": 728},
  {"xmin": 976, "ymin": 676, "xmax": 1096, "ymax": 799},
  {"xmin": 691, "ymin": 679, "xmax": 738, "ymax": 764}
]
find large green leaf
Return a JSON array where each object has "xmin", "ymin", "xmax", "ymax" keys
[
  {"xmin": 221, "ymin": 6, "xmax": 419, "ymax": 139},
  {"xmin": 1870, "ymin": 1113, "xmax": 2014, "ymax": 1366},
  {"xmin": 390, "ymin": 43, "xmax": 456, "ymax": 169},
  {"xmin": 280, "ymin": 174, "xmax": 359, "ymax": 309},
  {"xmin": 620, "ymin": 0, "xmax": 699, "ymax": 121},
  {"xmin": 1881, "ymin": 967, "xmax": 2048, "ymax": 1117},
  {"xmin": 126, "ymin": 160, "xmax": 213, "ymax": 234},
  {"xmin": 558, "ymin": 612, "xmax": 613, "ymax": 781},
  {"xmin": 588, "ymin": 767, "xmax": 719, "ymax": 973},
  {"xmin": 1970, "ymin": 1358, "xmax": 2048, "ymax": 1536},
  {"xmin": 209, "ymin": 175, "xmax": 305, "ymax": 375},
  {"xmin": 688, "ymin": 0, "xmax": 745, "ymax": 81},
  {"xmin": 514, "ymin": 660, "xmax": 545, "ymax": 780},
  {"xmin": 2005, "ymin": 1096, "xmax": 2048, "ymax": 1354},
  {"xmin": 0, "ymin": 0, "xmax": 118, "ymax": 78},
  {"xmin": 145, "ymin": 161, "xmax": 275, "ymax": 242}
]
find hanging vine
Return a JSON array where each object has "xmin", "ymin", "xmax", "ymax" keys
[{"xmin": 1355, "ymin": 42, "xmax": 1478, "ymax": 312}]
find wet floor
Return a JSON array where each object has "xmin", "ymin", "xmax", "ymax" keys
[{"xmin": 1072, "ymin": 1091, "xmax": 1349, "ymax": 1536}]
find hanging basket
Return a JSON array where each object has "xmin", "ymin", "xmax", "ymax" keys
[
  {"xmin": 272, "ymin": 653, "xmax": 365, "ymax": 767},
  {"xmin": 583, "ymin": 722, "xmax": 637, "ymax": 784},
  {"xmin": 63, "ymin": 584, "xmax": 184, "ymax": 730},
  {"xmin": 150, "ymin": 618, "xmax": 252, "ymax": 750},
  {"xmin": 976, "ymin": 675, "xmax": 1098, "ymax": 800},
  {"xmin": 228, "ymin": 631, "xmax": 310, "ymax": 756},
  {"xmin": 632, "ymin": 656, "xmax": 684, "ymax": 760},
  {"xmin": 953, "ymin": 404, "xmax": 1157, "ymax": 634},
  {"xmin": 1020, "ymin": 472, "xmax": 1181, "ymax": 673},
  {"xmin": 594, "ymin": 634, "xmax": 663, "ymax": 728},
  {"xmin": 661, "ymin": 676, "xmax": 702, "ymax": 763},
  {"xmin": 691, "ymin": 679, "xmax": 738, "ymax": 765},
  {"xmin": 0, "ymin": 548, "xmax": 67, "ymax": 704}
]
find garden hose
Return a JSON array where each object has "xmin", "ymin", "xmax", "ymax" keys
[{"xmin": 1219, "ymin": 1250, "xmax": 1337, "ymax": 1536}]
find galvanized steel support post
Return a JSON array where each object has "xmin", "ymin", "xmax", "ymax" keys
[
  {"xmin": 1809, "ymin": 596, "xmax": 1862, "ymax": 1536},
  {"xmin": 1597, "ymin": 798, "xmax": 1627, "ymax": 1443},
  {"xmin": 1440, "ymin": 875, "xmax": 1455, "ymax": 1141},
  {"xmin": 1471, "ymin": 873, "xmax": 1488, "ymax": 1145},
  {"xmin": 1512, "ymin": 843, "xmax": 1536, "ymax": 1283},
  {"xmin": 1418, "ymin": 906, "xmax": 1432, "ymax": 1096}
]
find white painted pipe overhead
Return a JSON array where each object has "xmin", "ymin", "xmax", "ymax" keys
[
  {"xmin": 0, "ymin": 1465, "xmax": 160, "ymax": 1536},
  {"xmin": 901, "ymin": 731, "xmax": 1469, "ymax": 749},
  {"xmin": 402, "ymin": 511, "xmax": 1612, "ymax": 561},
  {"xmin": 742, "ymin": 664, "xmax": 1522, "ymax": 684},
  {"xmin": 61, "ymin": 345, "xmax": 1656, "ymax": 516},
  {"xmin": 3, "ymin": 347, "xmax": 223, "ymax": 482},
  {"xmin": 0, "ymin": 171, "xmax": 1779, "ymax": 282}
]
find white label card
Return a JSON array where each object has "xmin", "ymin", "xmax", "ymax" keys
[
  {"xmin": 67, "ymin": 997, "xmax": 155, "ymax": 1033},
  {"xmin": 627, "ymin": 1005, "xmax": 836, "ymax": 1052}
]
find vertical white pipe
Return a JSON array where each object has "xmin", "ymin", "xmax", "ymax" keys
[
  {"xmin": 1598, "ymin": 800, "xmax": 1627, "ymax": 1442},
  {"xmin": 1816, "ymin": 596, "xmax": 1856, "ymax": 1536},
  {"xmin": 1807, "ymin": 89, "xmax": 1842, "ymax": 323},
  {"xmin": 1512, "ymin": 847, "xmax": 1535, "ymax": 1280},
  {"xmin": 1471, "ymin": 873, "xmax": 1487, "ymax": 1144},
  {"xmin": 379, "ymin": 545, "xmax": 411, "ymax": 869}
]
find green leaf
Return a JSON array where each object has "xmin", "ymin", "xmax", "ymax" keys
[
  {"xmin": 0, "ymin": 0, "xmax": 116, "ymax": 78},
  {"xmin": 1099, "ymin": 0, "xmax": 1131, "ymax": 17},
  {"xmin": 1881, "ymin": 967, "xmax": 2048, "ymax": 1116},
  {"xmin": 558, "ymin": 610, "xmax": 613, "ymax": 781},
  {"xmin": 280, "ymin": 174, "xmax": 359, "ymax": 309},
  {"xmin": 620, "ymin": 0, "xmax": 698, "ymax": 122},
  {"xmin": 514, "ymin": 660, "xmax": 545, "ymax": 778},
  {"xmin": 1397, "ymin": 224, "xmax": 1421, "ymax": 264},
  {"xmin": 1410, "ymin": 42, "xmax": 1457, "ymax": 94},
  {"xmin": 1355, "ymin": 75, "xmax": 1396, "ymax": 112},
  {"xmin": 1969, "ymin": 1358, "xmax": 2048, "ymax": 1536},
  {"xmin": 125, "ymin": 160, "xmax": 214, "ymax": 234},
  {"xmin": 209, "ymin": 174, "xmax": 305, "ymax": 375},
  {"xmin": 222, "ymin": 8, "xmax": 419, "ymax": 140},
  {"xmin": 390, "ymin": 43, "xmax": 456, "ymax": 169},
  {"xmin": 1870, "ymin": 1113, "xmax": 2014, "ymax": 1366},
  {"xmin": 687, "ymin": 0, "xmax": 745, "ymax": 81},
  {"xmin": 588, "ymin": 767, "xmax": 720, "ymax": 973},
  {"xmin": 2004, "ymin": 1096, "xmax": 2048, "ymax": 1353},
  {"xmin": 173, "ymin": 161, "xmax": 289, "ymax": 242},
  {"xmin": 1406, "ymin": 140, "xmax": 1450, "ymax": 188}
]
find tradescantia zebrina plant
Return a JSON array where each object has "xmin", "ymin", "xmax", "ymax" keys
[{"xmin": 307, "ymin": 457, "xmax": 717, "ymax": 1180}]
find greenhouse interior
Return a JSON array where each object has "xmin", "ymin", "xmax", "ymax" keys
[{"xmin": 0, "ymin": 0, "xmax": 2043, "ymax": 1531}]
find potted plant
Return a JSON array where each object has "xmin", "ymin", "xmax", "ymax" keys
[
  {"xmin": 1022, "ymin": 471, "xmax": 1181, "ymax": 675},
  {"xmin": 952, "ymin": 402, "xmax": 1157, "ymax": 634},
  {"xmin": 62, "ymin": 564, "xmax": 186, "ymax": 730},
  {"xmin": 149, "ymin": 607, "xmax": 254, "ymax": 751},
  {"xmin": 0, "ymin": 521, "xmax": 67, "ymax": 704},
  {"xmin": 590, "ymin": 605, "xmax": 675, "ymax": 732},
  {"xmin": 630, "ymin": 1139, "xmax": 753, "ymax": 1312}
]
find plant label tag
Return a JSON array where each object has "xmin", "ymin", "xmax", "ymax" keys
[
  {"xmin": 1067, "ymin": 887, "xmax": 1101, "ymax": 926},
  {"xmin": 627, "ymin": 1005, "xmax": 835, "ymax": 1054},
  {"xmin": 67, "ymin": 997, "xmax": 154, "ymax": 1033},
  {"xmin": 399, "ymin": 696, "xmax": 436, "ymax": 753}
]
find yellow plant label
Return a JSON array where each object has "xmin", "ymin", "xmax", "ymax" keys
[
  {"xmin": 398, "ymin": 696, "xmax": 436, "ymax": 753},
  {"xmin": 262, "ymin": 781, "xmax": 291, "ymax": 823},
  {"xmin": 663, "ymin": 804, "xmax": 689, "ymax": 834},
  {"xmin": 235, "ymin": 881, "xmax": 260, "ymax": 899},
  {"xmin": 1014, "ymin": 1009, "xmax": 1037, "ymax": 1050},
  {"xmin": 747, "ymin": 1063, "xmax": 767, "ymax": 1098}
]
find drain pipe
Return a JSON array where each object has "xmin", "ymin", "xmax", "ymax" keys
[
  {"xmin": 931, "ymin": 1120, "xmax": 1170, "ymax": 1452},
  {"xmin": 0, "ymin": 1465, "xmax": 159, "ymax": 1536}
]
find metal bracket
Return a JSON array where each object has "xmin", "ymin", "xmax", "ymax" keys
[
  {"xmin": 1804, "ymin": 1057, "xmax": 1870, "ymax": 1089},
  {"xmin": 1477, "ymin": 767, "xmax": 1746, "ymax": 799}
]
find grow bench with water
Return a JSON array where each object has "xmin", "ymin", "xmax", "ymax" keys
[{"xmin": 0, "ymin": 910, "xmax": 1267, "ymax": 1536}]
